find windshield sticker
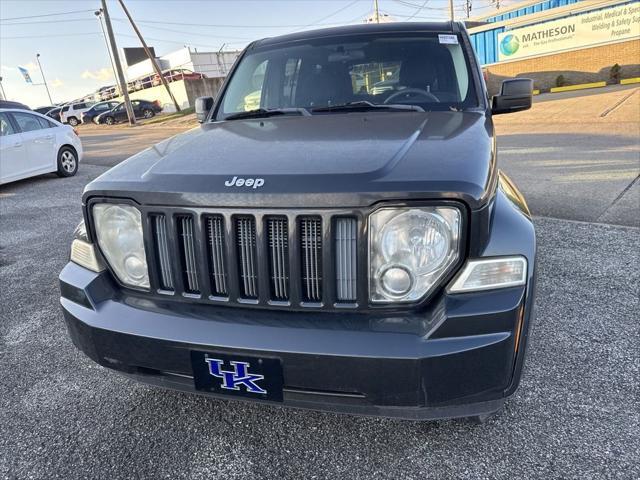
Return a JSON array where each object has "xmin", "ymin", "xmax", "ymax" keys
[{"xmin": 438, "ymin": 34, "xmax": 459, "ymax": 45}]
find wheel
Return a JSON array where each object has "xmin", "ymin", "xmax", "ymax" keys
[
  {"xmin": 142, "ymin": 108, "xmax": 154, "ymax": 119},
  {"xmin": 104, "ymin": 116, "xmax": 115, "ymax": 125},
  {"xmin": 56, "ymin": 146, "xmax": 78, "ymax": 178},
  {"xmin": 67, "ymin": 117, "xmax": 79, "ymax": 126}
]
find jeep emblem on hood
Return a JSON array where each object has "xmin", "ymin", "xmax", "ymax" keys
[{"xmin": 224, "ymin": 176, "xmax": 265, "ymax": 189}]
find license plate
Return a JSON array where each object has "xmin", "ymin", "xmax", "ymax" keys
[{"xmin": 191, "ymin": 351, "xmax": 283, "ymax": 402}]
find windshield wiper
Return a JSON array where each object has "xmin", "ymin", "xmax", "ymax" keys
[
  {"xmin": 225, "ymin": 107, "xmax": 310, "ymax": 121},
  {"xmin": 311, "ymin": 101, "xmax": 424, "ymax": 113}
]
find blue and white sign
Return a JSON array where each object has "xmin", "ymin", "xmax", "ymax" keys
[{"xmin": 18, "ymin": 66, "xmax": 32, "ymax": 84}]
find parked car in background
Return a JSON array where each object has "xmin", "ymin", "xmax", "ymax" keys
[
  {"xmin": 96, "ymin": 99, "xmax": 162, "ymax": 125},
  {"xmin": 45, "ymin": 106, "xmax": 63, "ymax": 122},
  {"xmin": 152, "ymin": 68, "xmax": 206, "ymax": 86},
  {"xmin": 132, "ymin": 74, "xmax": 155, "ymax": 91},
  {"xmin": 81, "ymin": 101, "xmax": 121, "ymax": 124},
  {"xmin": 0, "ymin": 100, "xmax": 30, "ymax": 110},
  {"xmin": 60, "ymin": 101, "xmax": 96, "ymax": 126},
  {"xmin": 0, "ymin": 108, "xmax": 82, "ymax": 184},
  {"xmin": 34, "ymin": 105, "xmax": 56, "ymax": 115},
  {"xmin": 98, "ymin": 85, "xmax": 118, "ymax": 101}
]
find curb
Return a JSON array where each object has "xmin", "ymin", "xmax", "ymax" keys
[
  {"xmin": 549, "ymin": 81, "xmax": 606, "ymax": 93},
  {"xmin": 620, "ymin": 77, "xmax": 640, "ymax": 85}
]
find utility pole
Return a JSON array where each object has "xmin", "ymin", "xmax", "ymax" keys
[
  {"xmin": 95, "ymin": 8, "xmax": 120, "ymax": 96},
  {"xmin": 373, "ymin": 0, "xmax": 380, "ymax": 23},
  {"xmin": 118, "ymin": 0, "xmax": 181, "ymax": 112},
  {"xmin": 466, "ymin": 0, "xmax": 472, "ymax": 18},
  {"xmin": 36, "ymin": 54, "xmax": 53, "ymax": 104},
  {"xmin": 449, "ymin": 0, "xmax": 455, "ymax": 21},
  {"xmin": 101, "ymin": 0, "xmax": 135, "ymax": 125},
  {"xmin": 0, "ymin": 76, "xmax": 6, "ymax": 100}
]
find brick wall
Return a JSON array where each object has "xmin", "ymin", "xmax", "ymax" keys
[{"xmin": 484, "ymin": 39, "xmax": 640, "ymax": 95}]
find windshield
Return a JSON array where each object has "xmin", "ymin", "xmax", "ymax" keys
[{"xmin": 216, "ymin": 32, "xmax": 479, "ymax": 120}]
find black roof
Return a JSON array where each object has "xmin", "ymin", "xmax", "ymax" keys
[
  {"xmin": 253, "ymin": 21, "xmax": 462, "ymax": 48},
  {"xmin": 0, "ymin": 100, "xmax": 30, "ymax": 110}
]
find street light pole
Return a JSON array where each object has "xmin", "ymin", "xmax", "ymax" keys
[
  {"xmin": 36, "ymin": 53, "xmax": 53, "ymax": 104},
  {"xmin": 0, "ymin": 76, "xmax": 6, "ymax": 100},
  {"xmin": 95, "ymin": 8, "xmax": 120, "ymax": 96}
]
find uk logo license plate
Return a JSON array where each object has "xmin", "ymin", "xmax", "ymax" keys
[{"xmin": 191, "ymin": 351, "xmax": 284, "ymax": 402}]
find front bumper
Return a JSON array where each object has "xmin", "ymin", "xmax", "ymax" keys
[{"xmin": 59, "ymin": 258, "xmax": 534, "ymax": 420}]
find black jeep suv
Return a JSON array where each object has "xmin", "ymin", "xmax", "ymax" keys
[{"xmin": 60, "ymin": 22, "xmax": 536, "ymax": 422}]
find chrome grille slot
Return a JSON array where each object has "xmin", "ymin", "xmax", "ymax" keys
[
  {"xmin": 335, "ymin": 217, "xmax": 357, "ymax": 302},
  {"xmin": 300, "ymin": 217, "xmax": 322, "ymax": 302},
  {"xmin": 178, "ymin": 215, "xmax": 200, "ymax": 294},
  {"xmin": 236, "ymin": 216, "xmax": 258, "ymax": 299},
  {"xmin": 205, "ymin": 216, "xmax": 227, "ymax": 296},
  {"xmin": 151, "ymin": 214, "xmax": 174, "ymax": 291},
  {"xmin": 267, "ymin": 217, "xmax": 289, "ymax": 301}
]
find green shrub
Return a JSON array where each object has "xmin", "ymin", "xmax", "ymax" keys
[{"xmin": 555, "ymin": 75, "xmax": 566, "ymax": 88}]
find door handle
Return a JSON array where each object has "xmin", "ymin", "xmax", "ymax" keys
[
  {"xmin": 12, "ymin": 142, "xmax": 22, "ymax": 148},
  {"xmin": 44, "ymin": 135, "xmax": 54, "ymax": 140}
]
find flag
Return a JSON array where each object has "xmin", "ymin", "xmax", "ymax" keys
[{"xmin": 18, "ymin": 66, "xmax": 32, "ymax": 84}]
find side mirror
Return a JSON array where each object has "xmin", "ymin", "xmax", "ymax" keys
[
  {"xmin": 195, "ymin": 96, "xmax": 214, "ymax": 123},
  {"xmin": 492, "ymin": 78, "xmax": 533, "ymax": 115}
]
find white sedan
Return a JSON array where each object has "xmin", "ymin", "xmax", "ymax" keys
[{"xmin": 0, "ymin": 108, "xmax": 83, "ymax": 185}]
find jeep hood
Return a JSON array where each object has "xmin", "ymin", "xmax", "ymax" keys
[{"xmin": 84, "ymin": 111, "xmax": 496, "ymax": 209}]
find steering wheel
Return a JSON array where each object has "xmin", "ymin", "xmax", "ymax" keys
[{"xmin": 384, "ymin": 88, "xmax": 440, "ymax": 104}]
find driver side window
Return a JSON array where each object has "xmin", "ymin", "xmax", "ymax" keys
[
  {"xmin": 0, "ymin": 113, "xmax": 16, "ymax": 136},
  {"xmin": 222, "ymin": 59, "xmax": 268, "ymax": 113}
]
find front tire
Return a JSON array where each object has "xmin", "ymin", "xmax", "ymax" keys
[
  {"xmin": 104, "ymin": 116, "xmax": 115, "ymax": 125},
  {"xmin": 67, "ymin": 117, "xmax": 79, "ymax": 127},
  {"xmin": 56, "ymin": 146, "xmax": 78, "ymax": 178},
  {"xmin": 142, "ymin": 108, "xmax": 154, "ymax": 119}
]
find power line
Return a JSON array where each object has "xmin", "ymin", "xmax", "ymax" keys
[
  {"xmin": 308, "ymin": 0, "xmax": 361, "ymax": 24},
  {"xmin": 288, "ymin": 0, "xmax": 361, "ymax": 33},
  {"xmin": 129, "ymin": 18, "xmax": 362, "ymax": 29},
  {"xmin": 111, "ymin": 18, "xmax": 253, "ymax": 40},
  {"xmin": 0, "ymin": 9, "xmax": 96, "ymax": 22},
  {"xmin": 0, "ymin": 32, "xmax": 102, "ymax": 39},
  {"xmin": 405, "ymin": 0, "xmax": 431, "ymax": 20},
  {"xmin": 0, "ymin": 18, "xmax": 94, "ymax": 26}
]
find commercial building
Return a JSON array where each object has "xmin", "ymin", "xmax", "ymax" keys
[
  {"xmin": 125, "ymin": 46, "xmax": 241, "ymax": 81},
  {"xmin": 467, "ymin": 0, "xmax": 640, "ymax": 92}
]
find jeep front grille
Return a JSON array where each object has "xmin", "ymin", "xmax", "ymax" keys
[
  {"xmin": 144, "ymin": 209, "xmax": 361, "ymax": 310},
  {"xmin": 205, "ymin": 216, "xmax": 228, "ymax": 297},
  {"xmin": 300, "ymin": 217, "xmax": 322, "ymax": 302},
  {"xmin": 178, "ymin": 216, "xmax": 200, "ymax": 294},
  {"xmin": 236, "ymin": 216, "xmax": 258, "ymax": 299},
  {"xmin": 151, "ymin": 214, "xmax": 174, "ymax": 291},
  {"xmin": 267, "ymin": 217, "xmax": 289, "ymax": 301}
]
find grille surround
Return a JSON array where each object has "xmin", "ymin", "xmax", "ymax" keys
[
  {"xmin": 136, "ymin": 207, "xmax": 364, "ymax": 311},
  {"xmin": 87, "ymin": 199, "xmax": 468, "ymax": 312}
]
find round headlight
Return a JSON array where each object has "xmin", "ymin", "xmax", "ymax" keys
[
  {"xmin": 93, "ymin": 203, "xmax": 149, "ymax": 289},
  {"xmin": 380, "ymin": 211, "xmax": 452, "ymax": 275},
  {"xmin": 369, "ymin": 207, "xmax": 461, "ymax": 303}
]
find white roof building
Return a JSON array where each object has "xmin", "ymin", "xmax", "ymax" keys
[{"xmin": 125, "ymin": 47, "xmax": 242, "ymax": 81}]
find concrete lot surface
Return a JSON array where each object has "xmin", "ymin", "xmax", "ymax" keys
[{"xmin": 1, "ymin": 85, "xmax": 638, "ymax": 479}]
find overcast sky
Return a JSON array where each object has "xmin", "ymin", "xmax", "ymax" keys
[{"xmin": 0, "ymin": 0, "xmax": 513, "ymax": 107}]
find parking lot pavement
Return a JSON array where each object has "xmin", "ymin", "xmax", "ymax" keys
[
  {"xmin": 1, "ymin": 168, "xmax": 638, "ymax": 479},
  {"xmin": 78, "ymin": 125, "xmax": 193, "ymax": 166},
  {"xmin": 495, "ymin": 86, "xmax": 640, "ymax": 228}
]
